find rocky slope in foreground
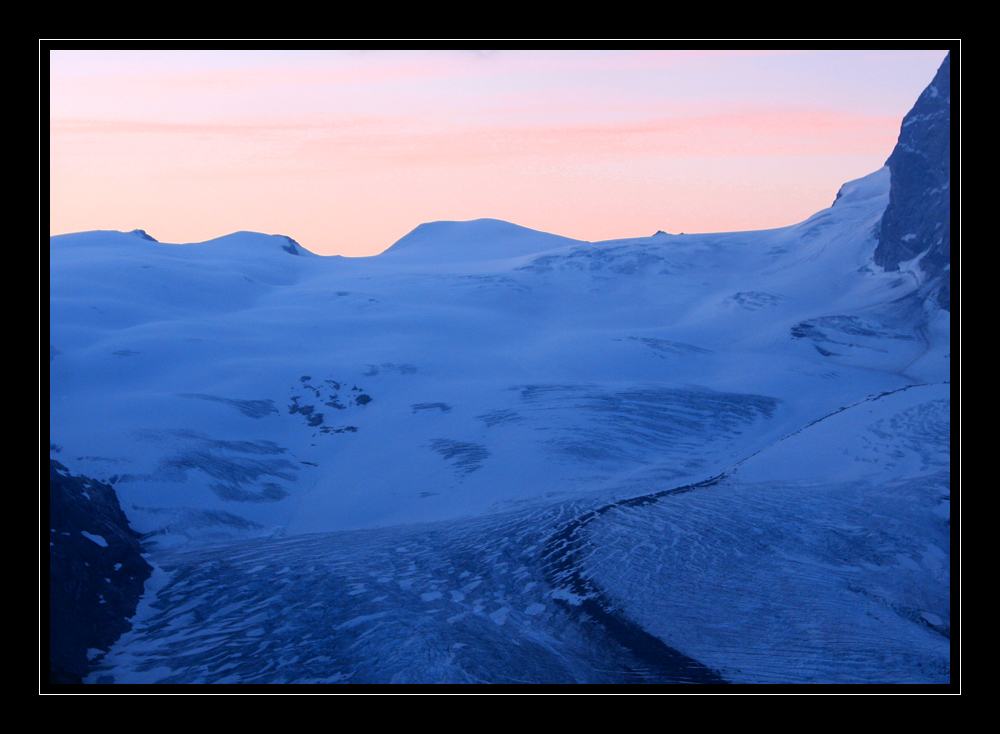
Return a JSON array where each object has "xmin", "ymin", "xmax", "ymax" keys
[{"xmin": 49, "ymin": 460, "xmax": 151, "ymax": 683}]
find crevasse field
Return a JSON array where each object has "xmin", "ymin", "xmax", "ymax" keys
[{"xmin": 49, "ymin": 167, "xmax": 950, "ymax": 684}]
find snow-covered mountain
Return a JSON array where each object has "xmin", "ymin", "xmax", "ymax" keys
[{"xmin": 47, "ymin": 55, "xmax": 952, "ymax": 685}]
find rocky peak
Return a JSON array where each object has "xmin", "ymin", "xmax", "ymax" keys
[{"xmin": 874, "ymin": 52, "xmax": 951, "ymax": 310}]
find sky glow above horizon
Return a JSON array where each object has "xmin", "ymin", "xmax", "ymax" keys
[{"xmin": 48, "ymin": 49, "xmax": 950, "ymax": 257}]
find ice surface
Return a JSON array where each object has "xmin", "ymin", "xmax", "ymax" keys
[
  {"xmin": 581, "ymin": 384, "xmax": 951, "ymax": 683},
  {"xmin": 53, "ymin": 166, "xmax": 950, "ymax": 685}
]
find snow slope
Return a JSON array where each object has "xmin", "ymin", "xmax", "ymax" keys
[
  {"xmin": 50, "ymin": 167, "xmax": 950, "ymax": 684},
  {"xmin": 581, "ymin": 383, "xmax": 950, "ymax": 683}
]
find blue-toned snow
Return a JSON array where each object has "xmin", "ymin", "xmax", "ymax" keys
[{"xmin": 50, "ymin": 168, "xmax": 951, "ymax": 684}]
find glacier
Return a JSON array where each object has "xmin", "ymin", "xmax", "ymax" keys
[{"xmin": 48, "ymin": 64, "xmax": 952, "ymax": 687}]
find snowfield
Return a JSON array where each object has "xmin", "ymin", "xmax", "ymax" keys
[{"xmin": 50, "ymin": 166, "xmax": 951, "ymax": 685}]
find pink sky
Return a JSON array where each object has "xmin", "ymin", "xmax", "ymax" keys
[{"xmin": 48, "ymin": 49, "xmax": 951, "ymax": 257}]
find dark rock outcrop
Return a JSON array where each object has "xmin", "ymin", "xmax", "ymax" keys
[
  {"xmin": 48, "ymin": 461, "xmax": 152, "ymax": 683},
  {"xmin": 875, "ymin": 52, "xmax": 952, "ymax": 310},
  {"xmin": 128, "ymin": 229, "xmax": 157, "ymax": 242},
  {"xmin": 280, "ymin": 235, "xmax": 303, "ymax": 255}
]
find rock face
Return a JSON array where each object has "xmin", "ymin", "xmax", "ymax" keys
[
  {"xmin": 128, "ymin": 229, "xmax": 157, "ymax": 242},
  {"xmin": 48, "ymin": 461, "xmax": 152, "ymax": 684},
  {"xmin": 875, "ymin": 52, "xmax": 951, "ymax": 310}
]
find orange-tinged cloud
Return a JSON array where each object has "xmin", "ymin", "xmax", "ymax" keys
[
  {"xmin": 49, "ymin": 104, "xmax": 901, "ymax": 256},
  {"xmin": 51, "ymin": 107, "xmax": 899, "ymax": 168}
]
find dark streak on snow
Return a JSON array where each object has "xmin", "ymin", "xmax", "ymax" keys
[
  {"xmin": 412, "ymin": 403, "xmax": 452, "ymax": 413},
  {"xmin": 542, "ymin": 474, "xmax": 730, "ymax": 684},
  {"xmin": 428, "ymin": 439, "xmax": 490, "ymax": 476},
  {"xmin": 131, "ymin": 429, "xmax": 296, "ymax": 504},
  {"xmin": 627, "ymin": 337, "xmax": 711, "ymax": 355},
  {"xmin": 476, "ymin": 409, "xmax": 523, "ymax": 427},
  {"xmin": 179, "ymin": 394, "xmax": 279, "ymax": 419}
]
